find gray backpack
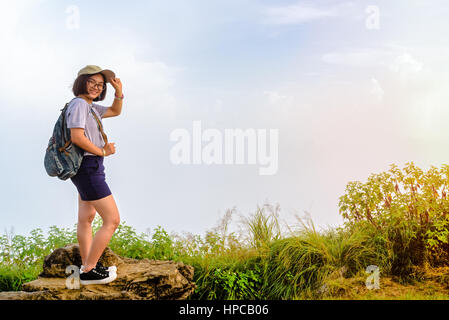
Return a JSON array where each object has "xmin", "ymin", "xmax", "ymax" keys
[{"xmin": 44, "ymin": 98, "xmax": 84, "ymax": 180}]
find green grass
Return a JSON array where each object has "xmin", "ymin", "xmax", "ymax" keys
[{"xmin": 0, "ymin": 203, "xmax": 447, "ymax": 299}]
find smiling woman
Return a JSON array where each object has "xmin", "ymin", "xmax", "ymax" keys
[
  {"xmin": 64, "ymin": 65, "xmax": 124, "ymax": 286},
  {"xmin": 73, "ymin": 73, "xmax": 108, "ymax": 102}
]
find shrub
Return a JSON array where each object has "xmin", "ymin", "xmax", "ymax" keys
[
  {"xmin": 191, "ymin": 263, "xmax": 263, "ymax": 300},
  {"xmin": 339, "ymin": 162, "xmax": 449, "ymax": 277}
]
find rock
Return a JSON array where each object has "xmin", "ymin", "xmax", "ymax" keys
[
  {"xmin": 0, "ymin": 244, "xmax": 196, "ymax": 300},
  {"xmin": 39, "ymin": 243, "xmax": 122, "ymax": 278},
  {"xmin": 0, "ymin": 291, "xmax": 54, "ymax": 300}
]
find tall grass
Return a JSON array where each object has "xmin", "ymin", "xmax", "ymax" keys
[
  {"xmin": 260, "ymin": 217, "xmax": 387, "ymax": 299},
  {"xmin": 242, "ymin": 203, "xmax": 282, "ymax": 250},
  {"xmin": 0, "ymin": 201, "xmax": 444, "ymax": 298}
]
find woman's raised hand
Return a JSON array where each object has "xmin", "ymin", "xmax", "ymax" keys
[{"xmin": 109, "ymin": 78, "xmax": 122, "ymax": 95}]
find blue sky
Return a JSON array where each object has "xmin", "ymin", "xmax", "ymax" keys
[{"xmin": 2, "ymin": 0, "xmax": 449, "ymax": 239}]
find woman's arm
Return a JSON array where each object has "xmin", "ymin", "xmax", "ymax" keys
[
  {"xmin": 109, "ymin": 77, "xmax": 123, "ymax": 115},
  {"xmin": 70, "ymin": 128, "xmax": 104, "ymax": 156},
  {"xmin": 108, "ymin": 95, "xmax": 123, "ymax": 116}
]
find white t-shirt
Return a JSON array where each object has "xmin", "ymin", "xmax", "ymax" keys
[{"xmin": 66, "ymin": 97, "xmax": 109, "ymax": 156}]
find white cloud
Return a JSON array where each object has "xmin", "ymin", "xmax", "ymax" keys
[
  {"xmin": 0, "ymin": 0, "xmax": 46, "ymax": 37},
  {"xmin": 104, "ymin": 51, "xmax": 181, "ymax": 119},
  {"xmin": 264, "ymin": 90, "xmax": 292, "ymax": 106},
  {"xmin": 0, "ymin": 5, "xmax": 181, "ymax": 121},
  {"xmin": 261, "ymin": 4, "xmax": 337, "ymax": 25},
  {"xmin": 389, "ymin": 53, "xmax": 423, "ymax": 79},
  {"xmin": 370, "ymin": 78, "xmax": 384, "ymax": 102},
  {"xmin": 321, "ymin": 47, "xmax": 426, "ymax": 87},
  {"xmin": 0, "ymin": 1, "xmax": 56, "ymax": 105},
  {"xmin": 321, "ymin": 45, "xmax": 449, "ymax": 145},
  {"xmin": 322, "ymin": 48, "xmax": 393, "ymax": 68}
]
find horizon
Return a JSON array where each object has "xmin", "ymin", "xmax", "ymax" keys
[{"xmin": 2, "ymin": 1, "xmax": 449, "ymax": 239}]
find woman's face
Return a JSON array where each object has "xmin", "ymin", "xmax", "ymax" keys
[{"xmin": 85, "ymin": 73, "xmax": 105, "ymax": 100}]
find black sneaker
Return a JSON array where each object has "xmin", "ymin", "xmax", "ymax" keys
[
  {"xmin": 80, "ymin": 263, "xmax": 117, "ymax": 274},
  {"xmin": 80, "ymin": 266, "xmax": 117, "ymax": 285},
  {"xmin": 96, "ymin": 262, "xmax": 117, "ymax": 273}
]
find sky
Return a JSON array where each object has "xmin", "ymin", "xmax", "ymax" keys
[{"xmin": 2, "ymin": 0, "xmax": 449, "ymax": 239}]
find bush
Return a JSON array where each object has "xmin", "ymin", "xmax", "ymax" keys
[
  {"xmin": 339, "ymin": 162, "xmax": 449, "ymax": 277},
  {"xmin": 191, "ymin": 264, "xmax": 263, "ymax": 300},
  {"xmin": 0, "ymin": 264, "xmax": 40, "ymax": 291}
]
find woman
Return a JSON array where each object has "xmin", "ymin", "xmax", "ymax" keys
[{"xmin": 66, "ymin": 65, "xmax": 123, "ymax": 285}]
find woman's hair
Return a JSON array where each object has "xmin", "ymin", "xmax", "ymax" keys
[{"xmin": 72, "ymin": 73, "xmax": 107, "ymax": 101}]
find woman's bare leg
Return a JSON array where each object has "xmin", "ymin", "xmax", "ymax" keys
[
  {"xmin": 77, "ymin": 194, "xmax": 96, "ymax": 266},
  {"xmin": 83, "ymin": 194, "xmax": 120, "ymax": 272}
]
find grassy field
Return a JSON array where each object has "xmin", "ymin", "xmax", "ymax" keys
[
  {"xmin": 1, "ymin": 162, "xmax": 448, "ymax": 299},
  {"xmin": 0, "ymin": 203, "xmax": 447, "ymax": 299}
]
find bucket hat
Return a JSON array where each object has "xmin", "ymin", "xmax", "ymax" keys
[{"xmin": 77, "ymin": 65, "xmax": 115, "ymax": 83}]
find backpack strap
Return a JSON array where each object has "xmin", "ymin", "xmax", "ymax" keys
[
  {"xmin": 58, "ymin": 102, "xmax": 71, "ymax": 156},
  {"xmin": 90, "ymin": 107, "xmax": 108, "ymax": 145}
]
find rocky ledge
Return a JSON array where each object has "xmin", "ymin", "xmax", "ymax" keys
[{"xmin": 0, "ymin": 244, "xmax": 196, "ymax": 300}]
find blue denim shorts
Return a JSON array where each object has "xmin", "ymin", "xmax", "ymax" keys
[{"xmin": 70, "ymin": 155, "xmax": 112, "ymax": 201}]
